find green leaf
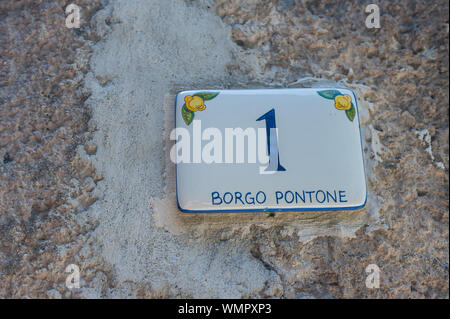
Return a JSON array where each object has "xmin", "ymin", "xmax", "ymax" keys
[
  {"xmin": 345, "ymin": 102, "xmax": 356, "ymax": 122},
  {"xmin": 317, "ymin": 90, "xmax": 341, "ymax": 100},
  {"xmin": 182, "ymin": 104, "xmax": 194, "ymax": 126},
  {"xmin": 193, "ymin": 92, "xmax": 220, "ymax": 101}
]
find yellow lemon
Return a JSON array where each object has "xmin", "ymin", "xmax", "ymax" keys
[
  {"xmin": 334, "ymin": 94, "xmax": 352, "ymax": 110},
  {"xmin": 185, "ymin": 95, "xmax": 206, "ymax": 112}
]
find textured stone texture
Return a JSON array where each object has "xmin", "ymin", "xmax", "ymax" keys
[
  {"xmin": 0, "ymin": 0, "xmax": 103, "ymax": 298},
  {"xmin": 0, "ymin": 0, "xmax": 448, "ymax": 298}
]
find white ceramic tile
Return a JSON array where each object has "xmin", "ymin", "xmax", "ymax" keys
[{"xmin": 174, "ymin": 88, "xmax": 366, "ymax": 212}]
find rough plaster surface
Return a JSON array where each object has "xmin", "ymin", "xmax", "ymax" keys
[
  {"xmin": 0, "ymin": 0, "xmax": 448, "ymax": 298},
  {"xmin": 0, "ymin": 0, "xmax": 104, "ymax": 298}
]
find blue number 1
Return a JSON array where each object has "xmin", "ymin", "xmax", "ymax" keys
[{"xmin": 257, "ymin": 109, "xmax": 286, "ymax": 172}]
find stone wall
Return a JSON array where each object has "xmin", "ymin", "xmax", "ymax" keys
[{"xmin": 0, "ymin": 0, "xmax": 448, "ymax": 298}]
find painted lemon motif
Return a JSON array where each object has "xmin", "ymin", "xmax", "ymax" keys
[
  {"xmin": 184, "ymin": 95, "xmax": 206, "ymax": 112},
  {"xmin": 317, "ymin": 90, "xmax": 355, "ymax": 122},
  {"xmin": 181, "ymin": 92, "xmax": 219, "ymax": 126},
  {"xmin": 334, "ymin": 94, "xmax": 352, "ymax": 110}
]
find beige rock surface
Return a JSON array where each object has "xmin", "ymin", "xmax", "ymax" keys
[
  {"xmin": 0, "ymin": 0, "xmax": 448, "ymax": 298},
  {"xmin": 0, "ymin": 0, "xmax": 104, "ymax": 298}
]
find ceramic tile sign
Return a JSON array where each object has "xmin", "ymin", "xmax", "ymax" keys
[{"xmin": 173, "ymin": 88, "xmax": 366, "ymax": 213}]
